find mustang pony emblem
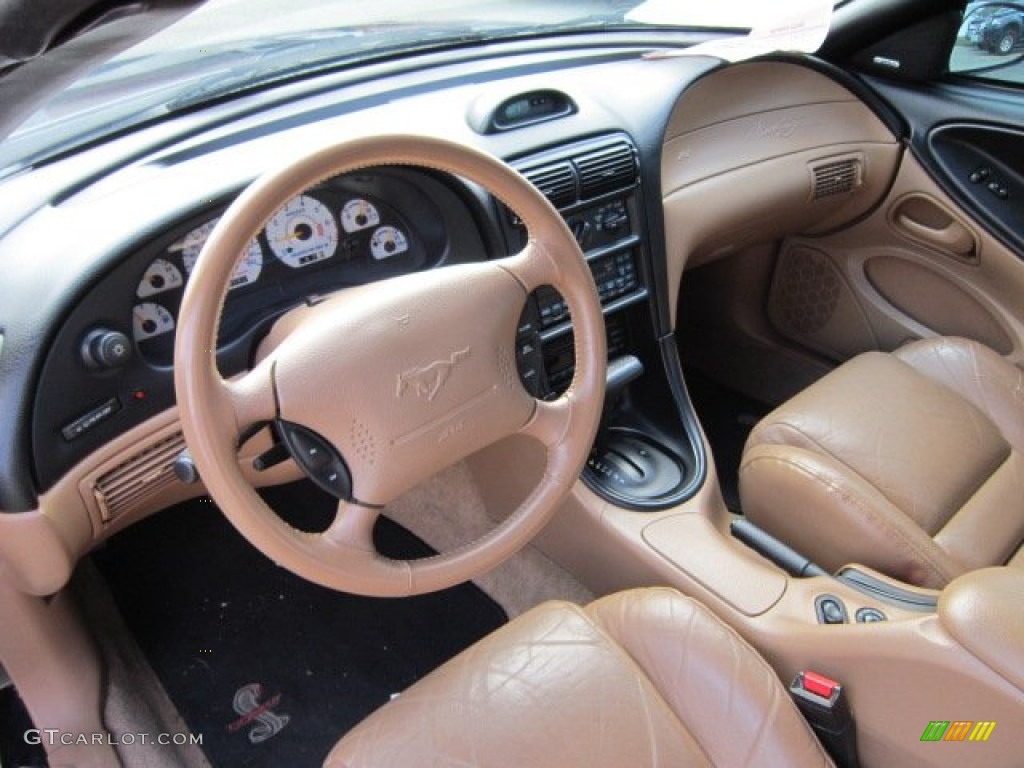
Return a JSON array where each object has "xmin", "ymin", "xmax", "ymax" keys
[{"xmin": 396, "ymin": 347, "xmax": 471, "ymax": 401}]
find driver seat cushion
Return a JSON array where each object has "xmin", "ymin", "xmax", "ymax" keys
[
  {"xmin": 739, "ymin": 337, "xmax": 1024, "ymax": 589},
  {"xmin": 325, "ymin": 588, "xmax": 832, "ymax": 768}
]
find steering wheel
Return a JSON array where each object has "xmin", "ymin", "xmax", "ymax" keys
[{"xmin": 174, "ymin": 135, "xmax": 606, "ymax": 596}]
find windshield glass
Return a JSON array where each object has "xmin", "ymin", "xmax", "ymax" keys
[{"xmin": 1, "ymin": 0, "xmax": 833, "ymax": 173}]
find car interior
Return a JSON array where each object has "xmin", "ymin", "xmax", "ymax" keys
[{"xmin": 0, "ymin": 1, "xmax": 1022, "ymax": 766}]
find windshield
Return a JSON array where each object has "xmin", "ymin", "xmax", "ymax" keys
[{"xmin": 0, "ymin": 0, "xmax": 834, "ymax": 174}]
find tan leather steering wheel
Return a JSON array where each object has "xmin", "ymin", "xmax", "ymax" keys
[{"xmin": 174, "ymin": 135, "xmax": 606, "ymax": 596}]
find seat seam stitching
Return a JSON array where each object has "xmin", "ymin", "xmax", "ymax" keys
[{"xmin": 574, "ymin": 599, "xmax": 715, "ymax": 765}]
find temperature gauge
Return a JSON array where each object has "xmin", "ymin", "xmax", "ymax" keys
[
  {"xmin": 369, "ymin": 225, "xmax": 409, "ymax": 260},
  {"xmin": 137, "ymin": 258, "xmax": 184, "ymax": 298}
]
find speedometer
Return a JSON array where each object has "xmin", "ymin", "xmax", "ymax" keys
[
  {"xmin": 179, "ymin": 218, "xmax": 264, "ymax": 290},
  {"xmin": 266, "ymin": 195, "xmax": 338, "ymax": 268}
]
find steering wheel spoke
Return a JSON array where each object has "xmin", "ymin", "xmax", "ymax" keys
[
  {"xmin": 324, "ymin": 500, "xmax": 380, "ymax": 552},
  {"xmin": 520, "ymin": 397, "xmax": 574, "ymax": 450},
  {"xmin": 221, "ymin": 362, "xmax": 278, "ymax": 434},
  {"xmin": 499, "ymin": 240, "xmax": 561, "ymax": 294}
]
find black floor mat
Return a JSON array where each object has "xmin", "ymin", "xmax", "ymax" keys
[
  {"xmin": 0, "ymin": 686, "xmax": 48, "ymax": 767},
  {"xmin": 684, "ymin": 369, "xmax": 770, "ymax": 512},
  {"xmin": 92, "ymin": 481, "xmax": 507, "ymax": 768}
]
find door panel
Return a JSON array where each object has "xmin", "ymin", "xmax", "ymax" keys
[
  {"xmin": 770, "ymin": 151, "xmax": 1024, "ymax": 367},
  {"xmin": 763, "ymin": 65, "xmax": 1024, "ymax": 369}
]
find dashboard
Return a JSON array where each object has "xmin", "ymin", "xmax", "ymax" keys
[{"xmin": 0, "ymin": 39, "xmax": 896, "ymax": 551}]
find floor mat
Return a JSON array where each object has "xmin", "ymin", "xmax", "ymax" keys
[
  {"xmin": 0, "ymin": 686, "xmax": 48, "ymax": 767},
  {"xmin": 684, "ymin": 369, "xmax": 770, "ymax": 512},
  {"xmin": 92, "ymin": 481, "xmax": 508, "ymax": 768}
]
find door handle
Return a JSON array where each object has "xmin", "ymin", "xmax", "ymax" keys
[{"xmin": 895, "ymin": 212, "xmax": 975, "ymax": 257}]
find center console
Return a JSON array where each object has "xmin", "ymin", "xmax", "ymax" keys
[
  {"xmin": 505, "ymin": 134, "xmax": 704, "ymax": 510},
  {"xmin": 462, "ymin": 130, "xmax": 1024, "ymax": 768}
]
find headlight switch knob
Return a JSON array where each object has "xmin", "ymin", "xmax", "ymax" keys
[{"xmin": 81, "ymin": 328, "xmax": 132, "ymax": 370}]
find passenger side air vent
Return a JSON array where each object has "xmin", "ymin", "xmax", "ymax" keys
[
  {"xmin": 523, "ymin": 163, "xmax": 577, "ymax": 209},
  {"xmin": 576, "ymin": 141, "xmax": 638, "ymax": 200},
  {"xmin": 92, "ymin": 432, "xmax": 186, "ymax": 521},
  {"xmin": 811, "ymin": 157, "xmax": 862, "ymax": 199}
]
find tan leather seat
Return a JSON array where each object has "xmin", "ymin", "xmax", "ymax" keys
[
  {"xmin": 326, "ymin": 588, "xmax": 831, "ymax": 767},
  {"xmin": 740, "ymin": 337, "xmax": 1024, "ymax": 589}
]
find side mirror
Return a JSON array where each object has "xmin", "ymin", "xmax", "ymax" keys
[{"xmin": 951, "ymin": 2, "xmax": 1024, "ymax": 74}]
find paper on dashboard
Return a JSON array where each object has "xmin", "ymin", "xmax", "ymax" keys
[{"xmin": 631, "ymin": 0, "xmax": 833, "ymax": 62}]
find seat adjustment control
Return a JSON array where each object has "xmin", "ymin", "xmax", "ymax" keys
[{"xmin": 855, "ymin": 607, "xmax": 886, "ymax": 623}]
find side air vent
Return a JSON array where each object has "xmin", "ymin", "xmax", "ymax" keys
[
  {"xmin": 576, "ymin": 141, "xmax": 638, "ymax": 199},
  {"xmin": 811, "ymin": 157, "xmax": 862, "ymax": 199},
  {"xmin": 523, "ymin": 163, "xmax": 577, "ymax": 209},
  {"xmin": 92, "ymin": 432, "xmax": 186, "ymax": 521}
]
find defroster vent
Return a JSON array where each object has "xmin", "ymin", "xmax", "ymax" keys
[{"xmin": 811, "ymin": 157, "xmax": 862, "ymax": 199}]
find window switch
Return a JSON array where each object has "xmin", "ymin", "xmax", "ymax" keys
[{"xmin": 987, "ymin": 181, "xmax": 1009, "ymax": 200}]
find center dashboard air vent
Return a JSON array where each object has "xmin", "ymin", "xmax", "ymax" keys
[
  {"xmin": 522, "ymin": 163, "xmax": 577, "ymax": 209},
  {"xmin": 576, "ymin": 142, "xmax": 638, "ymax": 199},
  {"xmin": 516, "ymin": 137, "xmax": 639, "ymax": 211}
]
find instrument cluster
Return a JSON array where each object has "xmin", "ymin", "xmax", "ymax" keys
[{"xmin": 132, "ymin": 171, "xmax": 442, "ymax": 364}]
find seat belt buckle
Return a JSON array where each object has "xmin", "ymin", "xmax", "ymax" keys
[{"xmin": 790, "ymin": 671, "xmax": 860, "ymax": 768}]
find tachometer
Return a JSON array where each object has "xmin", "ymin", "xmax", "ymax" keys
[
  {"xmin": 136, "ymin": 258, "xmax": 184, "ymax": 298},
  {"xmin": 132, "ymin": 302, "xmax": 175, "ymax": 342},
  {"xmin": 370, "ymin": 225, "xmax": 409, "ymax": 260},
  {"xmin": 178, "ymin": 218, "xmax": 264, "ymax": 290},
  {"xmin": 266, "ymin": 195, "xmax": 338, "ymax": 268},
  {"xmin": 340, "ymin": 198, "xmax": 380, "ymax": 233}
]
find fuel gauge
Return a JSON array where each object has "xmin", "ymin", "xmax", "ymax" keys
[{"xmin": 132, "ymin": 302, "xmax": 175, "ymax": 342}]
